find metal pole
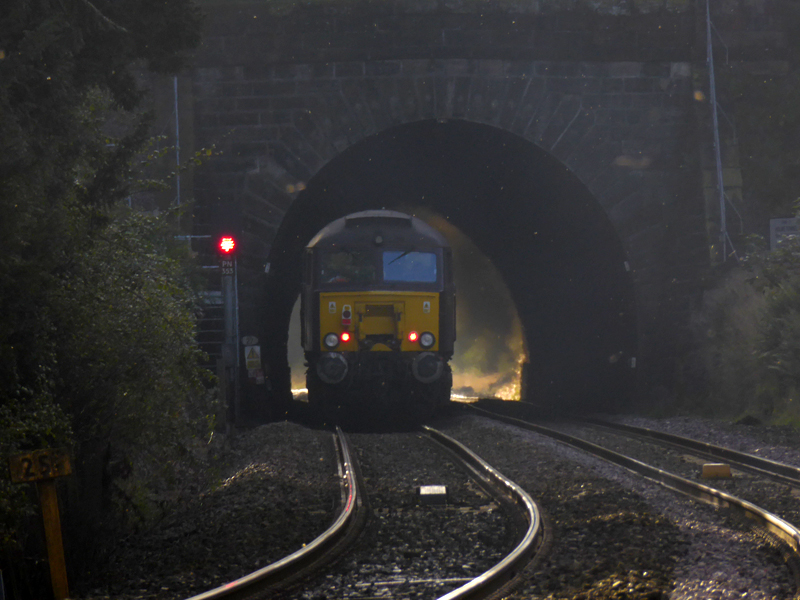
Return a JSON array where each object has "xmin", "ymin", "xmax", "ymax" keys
[
  {"xmin": 707, "ymin": 0, "xmax": 727, "ymax": 260},
  {"xmin": 233, "ymin": 257, "xmax": 241, "ymax": 423},
  {"xmin": 174, "ymin": 76, "xmax": 181, "ymax": 207},
  {"xmin": 222, "ymin": 271, "xmax": 236, "ymax": 424}
]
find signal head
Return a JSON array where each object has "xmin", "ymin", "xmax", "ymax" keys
[{"xmin": 218, "ymin": 236, "xmax": 236, "ymax": 254}]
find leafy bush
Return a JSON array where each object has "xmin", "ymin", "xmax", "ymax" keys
[
  {"xmin": 687, "ymin": 267, "xmax": 766, "ymax": 417},
  {"xmin": 0, "ymin": 0, "xmax": 208, "ymax": 594},
  {"xmin": 51, "ymin": 209, "xmax": 215, "ymax": 454},
  {"xmin": 687, "ymin": 233, "xmax": 800, "ymax": 424}
]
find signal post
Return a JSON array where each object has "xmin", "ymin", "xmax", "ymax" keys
[{"xmin": 217, "ymin": 235, "xmax": 240, "ymax": 424}]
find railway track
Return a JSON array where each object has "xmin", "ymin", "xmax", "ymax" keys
[
  {"xmin": 585, "ymin": 417, "xmax": 800, "ymax": 487},
  {"xmin": 186, "ymin": 425, "xmax": 543, "ymax": 600},
  {"xmin": 423, "ymin": 426, "xmax": 543, "ymax": 600},
  {"xmin": 80, "ymin": 407, "xmax": 800, "ymax": 599},
  {"xmin": 467, "ymin": 403, "xmax": 800, "ymax": 596},
  {"xmin": 185, "ymin": 427, "xmax": 366, "ymax": 600},
  {"xmin": 291, "ymin": 427, "xmax": 543, "ymax": 599}
]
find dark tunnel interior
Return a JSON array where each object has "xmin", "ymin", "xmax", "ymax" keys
[{"xmin": 258, "ymin": 118, "xmax": 638, "ymax": 416}]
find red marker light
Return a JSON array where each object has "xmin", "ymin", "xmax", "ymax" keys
[
  {"xmin": 219, "ymin": 236, "xmax": 236, "ymax": 254},
  {"xmin": 340, "ymin": 331, "xmax": 351, "ymax": 343},
  {"xmin": 408, "ymin": 331, "xmax": 418, "ymax": 343}
]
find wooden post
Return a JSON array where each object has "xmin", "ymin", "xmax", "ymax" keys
[
  {"xmin": 37, "ymin": 480, "xmax": 69, "ymax": 600},
  {"xmin": 8, "ymin": 449, "xmax": 71, "ymax": 600}
]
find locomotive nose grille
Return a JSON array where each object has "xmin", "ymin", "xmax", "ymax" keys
[
  {"xmin": 356, "ymin": 302, "xmax": 404, "ymax": 350},
  {"xmin": 363, "ymin": 304, "xmax": 395, "ymax": 317}
]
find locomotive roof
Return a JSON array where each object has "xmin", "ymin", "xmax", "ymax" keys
[{"xmin": 307, "ymin": 210, "xmax": 449, "ymax": 249}]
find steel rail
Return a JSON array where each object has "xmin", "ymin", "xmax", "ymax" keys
[
  {"xmin": 184, "ymin": 426, "xmax": 360, "ymax": 600},
  {"xmin": 585, "ymin": 418, "xmax": 800, "ymax": 488},
  {"xmin": 422, "ymin": 426, "xmax": 543, "ymax": 600},
  {"xmin": 468, "ymin": 406, "xmax": 800, "ymax": 558}
]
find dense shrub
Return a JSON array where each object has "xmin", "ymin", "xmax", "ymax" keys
[
  {"xmin": 0, "ymin": 1, "xmax": 208, "ymax": 595},
  {"xmin": 687, "ymin": 235, "xmax": 800, "ymax": 424}
]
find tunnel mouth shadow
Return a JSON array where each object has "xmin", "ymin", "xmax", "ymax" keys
[{"xmin": 256, "ymin": 119, "xmax": 638, "ymax": 420}]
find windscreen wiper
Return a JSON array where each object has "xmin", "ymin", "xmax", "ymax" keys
[{"xmin": 387, "ymin": 250, "xmax": 411, "ymax": 265}]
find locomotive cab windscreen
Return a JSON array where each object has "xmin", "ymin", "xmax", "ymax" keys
[{"xmin": 318, "ymin": 249, "xmax": 441, "ymax": 287}]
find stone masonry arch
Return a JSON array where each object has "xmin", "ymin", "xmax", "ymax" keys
[
  {"xmin": 254, "ymin": 117, "xmax": 641, "ymax": 417},
  {"xmin": 187, "ymin": 3, "xmax": 714, "ymax": 417}
]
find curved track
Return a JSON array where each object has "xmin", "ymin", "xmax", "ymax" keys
[
  {"xmin": 184, "ymin": 426, "xmax": 365, "ymax": 600},
  {"xmin": 423, "ymin": 426, "xmax": 543, "ymax": 600},
  {"xmin": 183, "ymin": 424, "xmax": 544, "ymax": 600},
  {"xmin": 468, "ymin": 405, "xmax": 800, "ymax": 576},
  {"xmin": 585, "ymin": 418, "xmax": 800, "ymax": 487},
  {"xmin": 294, "ymin": 427, "xmax": 545, "ymax": 599}
]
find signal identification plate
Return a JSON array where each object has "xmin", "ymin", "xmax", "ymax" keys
[{"xmin": 9, "ymin": 448, "xmax": 72, "ymax": 483}]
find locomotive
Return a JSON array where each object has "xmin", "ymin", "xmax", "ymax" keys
[{"xmin": 301, "ymin": 210, "xmax": 455, "ymax": 425}]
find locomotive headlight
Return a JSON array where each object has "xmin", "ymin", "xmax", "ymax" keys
[
  {"xmin": 419, "ymin": 332, "xmax": 435, "ymax": 349},
  {"xmin": 323, "ymin": 333, "xmax": 340, "ymax": 349}
]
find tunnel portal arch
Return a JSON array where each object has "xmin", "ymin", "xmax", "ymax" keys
[{"xmin": 258, "ymin": 119, "xmax": 638, "ymax": 415}]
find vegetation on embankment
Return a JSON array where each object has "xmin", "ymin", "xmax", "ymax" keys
[
  {"xmin": 1, "ymin": 2, "xmax": 214, "ymax": 597},
  {"xmin": 681, "ymin": 236, "xmax": 800, "ymax": 426}
]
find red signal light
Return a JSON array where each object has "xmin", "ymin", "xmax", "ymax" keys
[
  {"xmin": 340, "ymin": 331, "xmax": 351, "ymax": 343},
  {"xmin": 218, "ymin": 236, "xmax": 236, "ymax": 254},
  {"xmin": 408, "ymin": 331, "xmax": 418, "ymax": 343}
]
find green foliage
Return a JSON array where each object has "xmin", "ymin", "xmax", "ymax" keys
[
  {"xmin": 51, "ymin": 208, "xmax": 215, "ymax": 450},
  {"xmin": 686, "ymin": 268, "xmax": 765, "ymax": 417},
  {"xmin": 687, "ymin": 2, "xmax": 800, "ymax": 418},
  {"xmin": 0, "ymin": 0, "xmax": 207, "ymax": 586},
  {"xmin": 0, "ymin": 395, "xmax": 72, "ymax": 548},
  {"xmin": 745, "ymin": 233, "xmax": 800, "ymax": 416},
  {"xmin": 688, "ymin": 229, "xmax": 800, "ymax": 423}
]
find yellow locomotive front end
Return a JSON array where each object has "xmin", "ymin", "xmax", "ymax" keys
[
  {"xmin": 317, "ymin": 291, "xmax": 444, "ymax": 385},
  {"xmin": 301, "ymin": 211, "xmax": 455, "ymax": 426},
  {"xmin": 318, "ymin": 292, "xmax": 440, "ymax": 352}
]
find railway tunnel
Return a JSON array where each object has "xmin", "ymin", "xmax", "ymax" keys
[{"xmin": 256, "ymin": 118, "xmax": 638, "ymax": 418}]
